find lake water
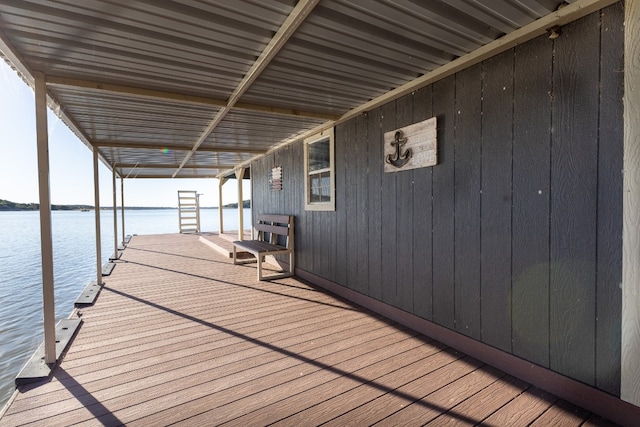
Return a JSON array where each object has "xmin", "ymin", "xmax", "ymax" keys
[{"xmin": 0, "ymin": 208, "xmax": 250, "ymax": 411}]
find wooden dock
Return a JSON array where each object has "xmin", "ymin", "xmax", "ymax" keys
[{"xmin": 0, "ymin": 234, "xmax": 617, "ymax": 426}]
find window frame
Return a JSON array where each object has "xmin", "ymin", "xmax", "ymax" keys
[{"xmin": 303, "ymin": 128, "xmax": 335, "ymax": 211}]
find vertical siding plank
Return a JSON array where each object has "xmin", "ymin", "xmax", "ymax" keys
[
  {"xmin": 550, "ymin": 13, "xmax": 599, "ymax": 385},
  {"xmin": 298, "ymin": 145, "xmax": 311, "ymax": 271},
  {"xmin": 597, "ymin": 3, "xmax": 623, "ymax": 396},
  {"xmin": 454, "ymin": 63, "xmax": 483, "ymax": 340},
  {"xmin": 368, "ymin": 108, "xmax": 383, "ymax": 300},
  {"xmin": 396, "ymin": 93, "xmax": 414, "ymax": 312},
  {"xmin": 512, "ymin": 35, "xmax": 553, "ymax": 367},
  {"xmin": 291, "ymin": 143, "xmax": 304, "ymax": 270},
  {"xmin": 412, "ymin": 86, "xmax": 434, "ymax": 320},
  {"xmin": 355, "ymin": 114, "xmax": 370, "ymax": 294},
  {"xmin": 432, "ymin": 76, "xmax": 456, "ymax": 329},
  {"xmin": 284, "ymin": 145, "xmax": 294, "ymax": 216},
  {"xmin": 480, "ymin": 50, "xmax": 514, "ymax": 352},
  {"xmin": 335, "ymin": 123, "xmax": 348, "ymax": 285},
  {"xmin": 346, "ymin": 118, "xmax": 359, "ymax": 288},
  {"xmin": 380, "ymin": 101, "xmax": 398, "ymax": 306}
]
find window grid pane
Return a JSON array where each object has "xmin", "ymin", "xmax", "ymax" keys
[{"xmin": 309, "ymin": 171, "xmax": 331, "ymax": 203}]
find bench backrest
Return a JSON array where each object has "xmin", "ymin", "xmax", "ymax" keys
[{"xmin": 255, "ymin": 214, "xmax": 294, "ymax": 249}]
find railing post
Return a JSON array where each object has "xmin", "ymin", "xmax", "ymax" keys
[{"xmin": 34, "ymin": 71, "xmax": 56, "ymax": 364}]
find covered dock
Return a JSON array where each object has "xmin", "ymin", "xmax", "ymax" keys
[
  {"xmin": 0, "ymin": 234, "xmax": 612, "ymax": 426},
  {"xmin": 1, "ymin": 0, "xmax": 639, "ymax": 425}
]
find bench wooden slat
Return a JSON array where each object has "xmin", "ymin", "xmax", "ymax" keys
[
  {"xmin": 258, "ymin": 214, "xmax": 291, "ymax": 224},
  {"xmin": 233, "ymin": 240, "xmax": 286, "ymax": 253},
  {"xmin": 254, "ymin": 223, "xmax": 289, "ymax": 236}
]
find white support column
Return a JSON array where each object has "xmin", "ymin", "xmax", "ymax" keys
[
  {"xmin": 235, "ymin": 168, "xmax": 245, "ymax": 240},
  {"xmin": 249, "ymin": 165, "xmax": 254, "ymax": 240},
  {"xmin": 121, "ymin": 177, "xmax": 125, "ymax": 245},
  {"xmin": 93, "ymin": 148, "xmax": 103, "ymax": 286},
  {"xmin": 196, "ymin": 193, "xmax": 201, "ymax": 233},
  {"xmin": 218, "ymin": 177, "xmax": 227, "ymax": 234},
  {"xmin": 112, "ymin": 168, "xmax": 118, "ymax": 258},
  {"xmin": 34, "ymin": 72, "xmax": 56, "ymax": 365},
  {"xmin": 622, "ymin": 0, "xmax": 640, "ymax": 407}
]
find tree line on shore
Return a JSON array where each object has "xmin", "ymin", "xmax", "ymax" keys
[{"xmin": 0, "ymin": 199, "xmax": 250, "ymax": 211}]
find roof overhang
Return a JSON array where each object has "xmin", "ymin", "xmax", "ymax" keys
[{"xmin": 0, "ymin": 0, "xmax": 618, "ymax": 179}]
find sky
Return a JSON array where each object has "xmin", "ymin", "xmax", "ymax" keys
[{"xmin": 0, "ymin": 60, "xmax": 249, "ymax": 208}]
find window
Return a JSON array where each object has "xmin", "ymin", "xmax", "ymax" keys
[{"xmin": 304, "ymin": 128, "xmax": 335, "ymax": 211}]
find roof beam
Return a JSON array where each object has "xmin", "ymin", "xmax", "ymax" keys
[
  {"xmin": 172, "ymin": 0, "xmax": 320, "ymax": 178},
  {"xmin": 94, "ymin": 141, "xmax": 267, "ymax": 154},
  {"xmin": 116, "ymin": 163, "xmax": 235, "ymax": 169},
  {"xmin": 45, "ymin": 76, "xmax": 338, "ymax": 120}
]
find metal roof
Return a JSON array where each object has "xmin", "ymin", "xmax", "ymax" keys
[{"xmin": 0, "ymin": 0, "xmax": 615, "ymax": 179}]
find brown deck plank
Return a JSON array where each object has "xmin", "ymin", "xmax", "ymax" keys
[
  {"xmin": 0, "ymin": 234, "xmax": 618, "ymax": 427},
  {"xmin": 224, "ymin": 342, "xmax": 449, "ymax": 426},
  {"xmin": 313, "ymin": 356, "xmax": 484, "ymax": 426},
  {"xmin": 369, "ymin": 365, "xmax": 506, "ymax": 426},
  {"xmin": 424, "ymin": 375, "xmax": 529, "ymax": 426},
  {"xmin": 136, "ymin": 334, "xmax": 431, "ymax": 426},
  {"xmin": 250, "ymin": 346, "xmax": 461, "ymax": 427},
  {"xmin": 530, "ymin": 399, "xmax": 591, "ymax": 426},
  {"xmin": 479, "ymin": 386, "xmax": 556, "ymax": 426}
]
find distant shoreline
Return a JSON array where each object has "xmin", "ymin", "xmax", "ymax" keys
[{"xmin": 0, "ymin": 199, "xmax": 250, "ymax": 211}]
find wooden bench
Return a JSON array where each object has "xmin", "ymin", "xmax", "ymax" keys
[{"xmin": 232, "ymin": 214, "xmax": 294, "ymax": 281}]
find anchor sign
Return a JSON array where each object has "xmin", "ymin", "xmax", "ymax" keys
[{"xmin": 386, "ymin": 130, "xmax": 412, "ymax": 168}]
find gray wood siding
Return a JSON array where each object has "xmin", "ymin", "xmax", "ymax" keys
[{"xmin": 249, "ymin": 6, "xmax": 622, "ymax": 395}]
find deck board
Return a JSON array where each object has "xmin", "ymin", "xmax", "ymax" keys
[{"xmin": 0, "ymin": 233, "xmax": 619, "ymax": 426}]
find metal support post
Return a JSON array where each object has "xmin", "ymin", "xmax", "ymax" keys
[
  {"xmin": 235, "ymin": 168, "xmax": 245, "ymax": 240},
  {"xmin": 218, "ymin": 177, "xmax": 226, "ymax": 234},
  {"xmin": 112, "ymin": 168, "xmax": 118, "ymax": 258},
  {"xmin": 34, "ymin": 72, "xmax": 56, "ymax": 365},
  {"xmin": 121, "ymin": 177, "xmax": 125, "ymax": 245},
  {"xmin": 93, "ymin": 148, "xmax": 103, "ymax": 286}
]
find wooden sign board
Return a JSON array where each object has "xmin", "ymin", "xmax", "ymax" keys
[
  {"xmin": 269, "ymin": 166, "xmax": 282, "ymax": 191},
  {"xmin": 384, "ymin": 116, "xmax": 437, "ymax": 173}
]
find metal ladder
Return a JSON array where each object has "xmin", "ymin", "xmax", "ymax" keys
[{"xmin": 178, "ymin": 190, "xmax": 200, "ymax": 233}]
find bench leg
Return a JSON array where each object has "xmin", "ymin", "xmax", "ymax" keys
[
  {"xmin": 257, "ymin": 255, "xmax": 263, "ymax": 281},
  {"xmin": 289, "ymin": 251, "xmax": 294, "ymax": 276}
]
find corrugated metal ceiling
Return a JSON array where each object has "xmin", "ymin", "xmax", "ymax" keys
[{"xmin": 0, "ymin": 0, "xmax": 607, "ymax": 179}]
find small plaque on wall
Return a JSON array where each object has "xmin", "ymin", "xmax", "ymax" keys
[
  {"xmin": 384, "ymin": 116, "xmax": 437, "ymax": 173},
  {"xmin": 269, "ymin": 166, "xmax": 282, "ymax": 191}
]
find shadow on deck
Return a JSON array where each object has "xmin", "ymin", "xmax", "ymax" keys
[{"xmin": 0, "ymin": 233, "xmax": 617, "ymax": 426}]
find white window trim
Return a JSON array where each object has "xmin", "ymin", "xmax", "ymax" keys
[{"xmin": 304, "ymin": 128, "xmax": 335, "ymax": 211}]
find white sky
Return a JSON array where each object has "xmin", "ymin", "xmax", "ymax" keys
[{"xmin": 0, "ymin": 60, "xmax": 249, "ymax": 208}]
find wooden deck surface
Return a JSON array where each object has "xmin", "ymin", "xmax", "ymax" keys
[{"xmin": 0, "ymin": 234, "xmax": 618, "ymax": 426}]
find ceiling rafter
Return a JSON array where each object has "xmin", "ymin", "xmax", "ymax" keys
[
  {"xmin": 115, "ymin": 163, "xmax": 235, "ymax": 169},
  {"xmin": 124, "ymin": 174, "xmax": 223, "ymax": 179},
  {"xmin": 93, "ymin": 141, "xmax": 268, "ymax": 154},
  {"xmin": 172, "ymin": 0, "xmax": 321, "ymax": 178},
  {"xmin": 45, "ymin": 76, "xmax": 338, "ymax": 121}
]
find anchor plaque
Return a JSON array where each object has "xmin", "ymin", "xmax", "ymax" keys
[
  {"xmin": 386, "ymin": 131, "xmax": 412, "ymax": 168},
  {"xmin": 384, "ymin": 117, "xmax": 437, "ymax": 173}
]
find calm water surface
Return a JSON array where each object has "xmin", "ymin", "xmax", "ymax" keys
[{"xmin": 0, "ymin": 208, "xmax": 250, "ymax": 410}]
